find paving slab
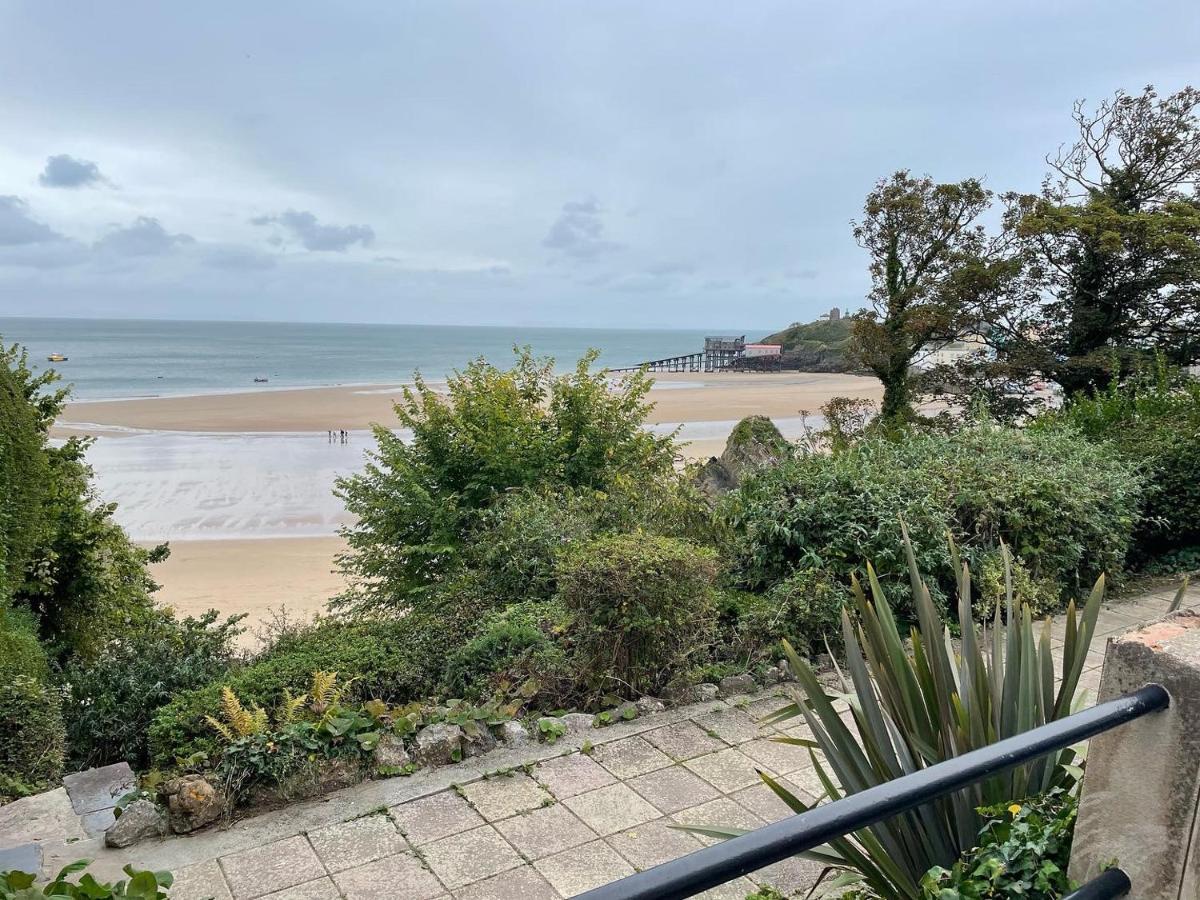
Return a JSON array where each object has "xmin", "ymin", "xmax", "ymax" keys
[
  {"xmin": 534, "ymin": 839, "xmax": 635, "ymax": 896},
  {"xmin": 628, "ymin": 764, "xmax": 720, "ymax": 815},
  {"xmin": 672, "ymin": 797, "xmax": 764, "ymax": 847},
  {"xmin": 421, "ymin": 824, "xmax": 522, "ymax": 889},
  {"xmin": 739, "ymin": 736, "xmax": 811, "ymax": 774},
  {"xmin": 732, "ymin": 779, "xmax": 815, "ymax": 822},
  {"xmin": 685, "ymin": 748, "xmax": 765, "ymax": 793},
  {"xmin": 643, "ymin": 721, "xmax": 728, "ymax": 760},
  {"xmin": 219, "ymin": 835, "xmax": 327, "ymax": 900},
  {"xmin": 61, "ymin": 763, "xmax": 136, "ymax": 816},
  {"xmin": 454, "ymin": 863, "xmax": 560, "ymax": 900},
  {"xmin": 589, "ymin": 736, "xmax": 672, "ymax": 780},
  {"xmin": 604, "ymin": 817, "xmax": 704, "ymax": 870},
  {"xmin": 692, "ymin": 707, "xmax": 771, "ymax": 745},
  {"xmin": 562, "ymin": 783, "xmax": 660, "ymax": 836},
  {"xmin": 168, "ymin": 859, "xmax": 233, "ymax": 900},
  {"xmin": 750, "ymin": 853, "xmax": 830, "ymax": 894},
  {"xmin": 307, "ymin": 812, "xmax": 406, "ymax": 874},
  {"xmin": 390, "ymin": 790, "xmax": 483, "ymax": 846},
  {"xmin": 531, "ymin": 752, "xmax": 616, "ymax": 799},
  {"xmin": 260, "ymin": 878, "xmax": 341, "ymax": 900},
  {"xmin": 0, "ymin": 788, "xmax": 85, "ymax": 848},
  {"xmin": 459, "ymin": 773, "xmax": 551, "ymax": 822},
  {"xmin": 492, "ymin": 803, "xmax": 597, "ymax": 861},
  {"xmin": 332, "ymin": 851, "xmax": 445, "ymax": 900},
  {"xmin": 0, "ymin": 843, "xmax": 41, "ymax": 876}
]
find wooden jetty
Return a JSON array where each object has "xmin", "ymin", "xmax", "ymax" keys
[{"xmin": 612, "ymin": 336, "xmax": 747, "ymax": 373}]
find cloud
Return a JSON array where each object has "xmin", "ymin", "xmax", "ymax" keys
[
  {"xmin": 543, "ymin": 198, "xmax": 620, "ymax": 260},
  {"xmin": 0, "ymin": 196, "xmax": 64, "ymax": 245},
  {"xmin": 202, "ymin": 245, "xmax": 277, "ymax": 271},
  {"xmin": 784, "ymin": 268, "xmax": 819, "ymax": 280},
  {"xmin": 94, "ymin": 217, "xmax": 194, "ymax": 256},
  {"xmin": 253, "ymin": 209, "xmax": 374, "ymax": 252},
  {"xmin": 38, "ymin": 154, "xmax": 108, "ymax": 189}
]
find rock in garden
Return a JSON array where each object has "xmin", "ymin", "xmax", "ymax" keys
[
  {"xmin": 719, "ymin": 673, "xmax": 759, "ymax": 697},
  {"xmin": 635, "ymin": 696, "xmax": 666, "ymax": 716},
  {"xmin": 104, "ymin": 799, "xmax": 165, "ymax": 848},
  {"xmin": 414, "ymin": 723, "xmax": 463, "ymax": 766},
  {"xmin": 762, "ymin": 666, "xmax": 784, "ymax": 685},
  {"xmin": 495, "ymin": 721, "xmax": 531, "ymax": 747},
  {"xmin": 373, "ymin": 734, "xmax": 412, "ymax": 772},
  {"xmin": 691, "ymin": 683, "xmax": 720, "ymax": 703},
  {"xmin": 560, "ymin": 713, "xmax": 594, "ymax": 734},
  {"xmin": 160, "ymin": 775, "xmax": 224, "ymax": 834},
  {"xmin": 462, "ymin": 724, "xmax": 497, "ymax": 758}
]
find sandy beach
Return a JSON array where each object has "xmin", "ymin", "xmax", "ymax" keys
[
  {"xmin": 58, "ymin": 371, "xmax": 881, "ymax": 435},
  {"xmin": 65, "ymin": 372, "xmax": 882, "ymax": 633}
]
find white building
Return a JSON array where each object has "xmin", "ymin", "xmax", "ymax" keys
[
  {"xmin": 911, "ymin": 333, "xmax": 992, "ymax": 371},
  {"xmin": 743, "ymin": 343, "xmax": 782, "ymax": 358}
]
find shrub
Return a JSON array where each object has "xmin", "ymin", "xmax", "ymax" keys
[
  {"xmin": 63, "ymin": 609, "xmax": 243, "ymax": 769},
  {"xmin": 334, "ymin": 349, "xmax": 678, "ymax": 614},
  {"xmin": 1034, "ymin": 368, "xmax": 1200, "ymax": 565},
  {"xmin": 758, "ymin": 569, "xmax": 848, "ymax": 656},
  {"xmin": 148, "ymin": 595, "xmax": 491, "ymax": 767},
  {"xmin": 442, "ymin": 601, "xmax": 575, "ymax": 704},
  {"xmin": 746, "ymin": 542, "xmax": 1102, "ymax": 899},
  {"xmin": 557, "ymin": 533, "xmax": 718, "ymax": 697},
  {"xmin": 0, "ymin": 861, "xmax": 173, "ymax": 899},
  {"xmin": 0, "ymin": 605, "xmax": 49, "ymax": 685},
  {"xmin": 920, "ymin": 790, "xmax": 1078, "ymax": 898},
  {"xmin": 0, "ymin": 675, "xmax": 66, "ymax": 800},
  {"xmin": 726, "ymin": 424, "xmax": 1141, "ymax": 619}
]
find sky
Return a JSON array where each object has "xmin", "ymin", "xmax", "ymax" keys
[{"xmin": 0, "ymin": 2, "xmax": 1198, "ymax": 330}]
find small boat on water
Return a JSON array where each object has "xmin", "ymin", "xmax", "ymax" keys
[
  {"xmin": 254, "ymin": 377, "xmax": 269, "ymax": 383},
  {"xmin": 47, "ymin": 353, "xmax": 68, "ymax": 362}
]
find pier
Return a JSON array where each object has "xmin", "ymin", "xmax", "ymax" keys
[{"xmin": 612, "ymin": 336, "xmax": 748, "ymax": 373}]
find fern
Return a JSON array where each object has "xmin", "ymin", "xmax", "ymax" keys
[
  {"xmin": 308, "ymin": 671, "xmax": 338, "ymax": 715},
  {"xmin": 276, "ymin": 689, "xmax": 308, "ymax": 725},
  {"xmin": 206, "ymin": 686, "xmax": 267, "ymax": 741}
]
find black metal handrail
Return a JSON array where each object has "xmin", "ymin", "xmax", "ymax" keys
[
  {"xmin": 1064, "ymin": 867, "xmax": 1132, "ymax": 899},
  {"xmin": 576, "ymin": 683, "xmax": 1169, "ymax": 900}
]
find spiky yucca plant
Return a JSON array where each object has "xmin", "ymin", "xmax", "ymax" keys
[{"xmin": 757, "ymin": 533, "xmax": 1107, "ymax": 899}]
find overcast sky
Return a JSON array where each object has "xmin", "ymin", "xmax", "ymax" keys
[{"xmin": 1, "ymin": 2, "xmax": 1197, "ymax": 329}]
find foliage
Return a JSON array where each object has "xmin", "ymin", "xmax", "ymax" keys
[
  {"xmin": 920, "ymin": 790, "xmax": 1078, "ymax": 899},
  {"xmin": 63, "ymin": 609, "xmax": 243, "ymax": 769},
  {"xmin": 847, "ymin": 172, "xmax": 1008, "ymax": 422},
  {"xmin": 970, "ymin": 86, "xmax": 1200, "ymax": 398},
  {"xmin": 147, "ymin": 597, "xmax": 491, "ymax": 767},
  {"xmin": 726, "ymin": 424, "xmax": 1141, "ymax": 618},
  {"xmin": 0, "ymin": 343, "xmax": 58, "ymax": 607},
  {"xmin": 0, "ymin": 861, "xmax": 172, "ymax": 900},
  {"xmin": 1034, "ymin": 366, "xmax": 1200, "ymax": 564},
  {"xmin": 0, "ymin": 605, "xmax": 50, "ymax": 686},
  {"xmin": 442, "ymin": 601, "xmax": 574, "ymax": 703},
  {"xmin": 334, "ymin": 348, "xmax": 678, "ymax": 614},
  {"xmin": 0, "ymin": 676, "xmax": 66, "ymax": 801},
  {"xmin": 753, "ymin": 539, "xmax": 1102, "ymax": 899},
  {"xmin": 556, "ymin": 533, "xmax": 718, "ymax": 698},
  {"xmin": 761, "ymin": 316, "xmax": 854, "ymax": 353}
]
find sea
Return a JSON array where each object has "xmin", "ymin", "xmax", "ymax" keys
[
  {"xmin": 0, "ymin": 317, "xmax": 751, "ymax": 400},
  {"xmin": 4, "ymin": 316, "xmax": 778, "ymax": 541}
]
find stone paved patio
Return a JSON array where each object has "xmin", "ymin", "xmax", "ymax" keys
[{"xmin": 5, "ymin": 582, "xmax": 1195, "ymax": 898}]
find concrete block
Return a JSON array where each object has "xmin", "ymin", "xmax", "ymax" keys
[{"xmin": 1069, "ymin": 611, "xmax": 1200, "ymax": 897}]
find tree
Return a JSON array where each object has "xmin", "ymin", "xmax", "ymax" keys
[
  {"xmin": 334, "ymin": 348, "xmax": 680, "ymax": 613},
  {"xmin": 847, "ymin": 171, "xmax": 1003, "ymax": 421},
  {"xmin": 985, "ymin": 86, "xmax": 1200, "ymax": 396}
]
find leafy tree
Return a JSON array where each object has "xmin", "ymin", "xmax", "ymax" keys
[
  {"xmin": 847, "ymin": 172, "xmax": 1004, "ymax": 422},
  {"xmin": 982, "ymin": 85, "xmax": 1200, "ymax": 397},
  {"xmin": 334, "ymin": 348, "xmax": 678, "ymax": 613},
  {"xmin": 0, "ymin": 339, "xmax": 166, "ymax": 662}
]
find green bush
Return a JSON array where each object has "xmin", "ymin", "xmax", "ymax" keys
[
  {"xmin": 147, "ymin": 595, "xmax": 491, "ymax": 767},
  {"xmin": 726, "ymin": 424, "xmax": 1141, "ymax": 619},
  {"xmin": 758, "ymin": 568, "xmax": 849, "ymax": 656},
  {"xmin": 557, "ymin": 533, "xmax": 718, "ymax": 697},
  {"xmin": 920, "ymin": 790, "xmax": 1078, "ymax": 898},
  {"xmin": 334, "ymin": 348, "xmax": 678, "ymax": 614},
  {"xmin": 63, "ymin": 609, "xmax": 243, "ymax": 770},
  {"xmin": 0, "ymin": 860, "xmax": 172, "ymax": 899},
  {"xmin": 1034, "ymin": 368, "xmax": 1200, "ymax": 565},
  {"xmin": 0, "ymin": 606, "xmax": 49, "ymax": 685},
  {"xmin": 442, "ymin": 601, "xmax": 574, "ymax": 703},
  {"xmin": 0, "ymin": 675, "xmax": 66, "ymax": 801}
]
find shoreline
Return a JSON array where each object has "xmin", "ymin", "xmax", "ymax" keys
[{"xmin": 57, "ymin": 371, "xmax": 883, "ymax": 436}]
